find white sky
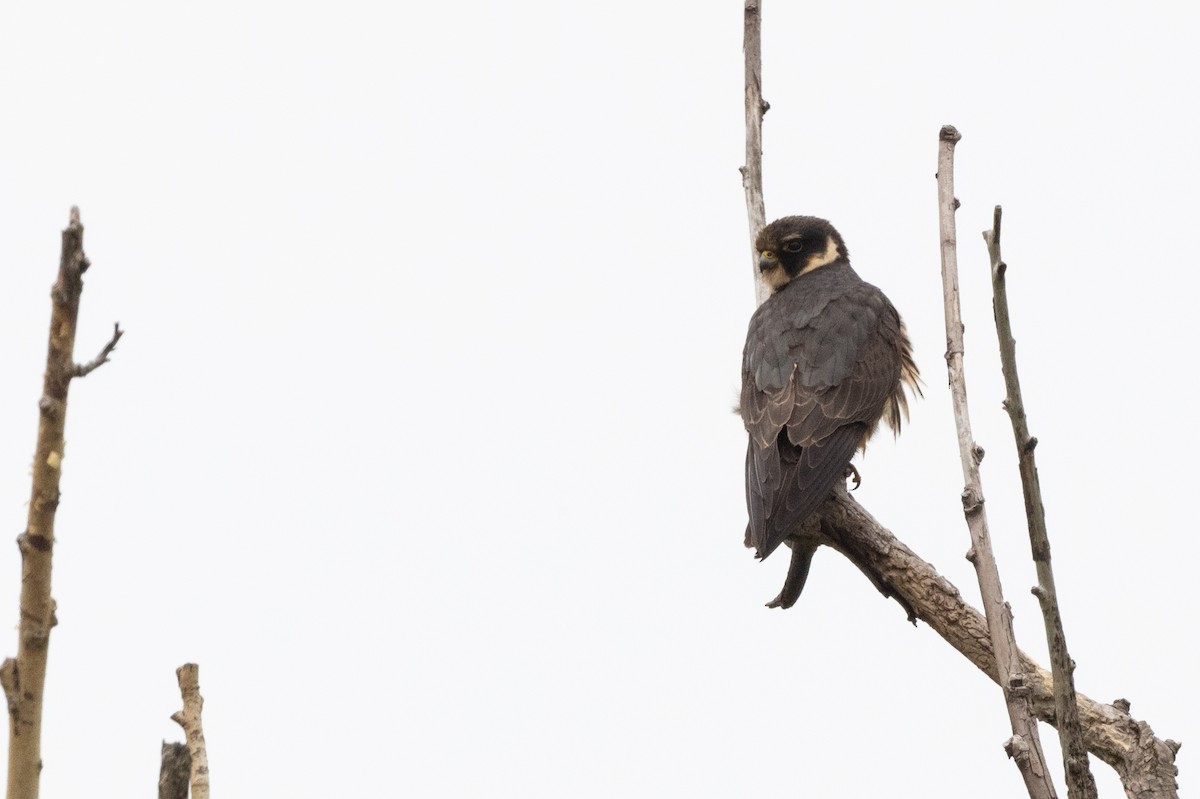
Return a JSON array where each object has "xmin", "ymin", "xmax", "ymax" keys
[{"xmin": 0, "ymin": 2, "xmax": 1196, "ymax": 797}]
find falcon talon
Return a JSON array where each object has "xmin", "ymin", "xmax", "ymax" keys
[
  {"xmin": 741, "ymin": 216, "xmax": 920, "ymax": 606},
  {"xmin": 845, "ymin": 463, "xmax": 862, "ymax": 490}
]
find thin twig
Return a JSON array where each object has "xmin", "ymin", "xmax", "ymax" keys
[
  {"xmin": 815, "ymin": 488, "xmax": 1179, "ymax": 798},
  {"xmin": 740, "ymin": 0, "xmax": 769, "ymax": 307},
  {"xmin": 985, "ymin": 206, "xmax": 1098, "ymax": 799},
  {"xmin": 171, "ymin": 663, "xmax": 210, "ymax": 799},
  {"xmin": 935, "ymin": 126, "xmax": 1057, "ymax": 799},
  {"xmin": 73, "ymin": 322, "xmax": 124, "ymax": 377}
]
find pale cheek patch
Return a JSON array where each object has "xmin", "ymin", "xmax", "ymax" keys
[
  {"xmin": 761, "ymin": 266, "xmax": 792, "ymax": 292},
  {"xmin": 800, "ymin": 235, "xmax": 841, "ymax": 274}
]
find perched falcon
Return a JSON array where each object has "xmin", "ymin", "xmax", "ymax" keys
[{"xmin": 741, "ymin": 216, "xmax": 920, "ymax": 608}]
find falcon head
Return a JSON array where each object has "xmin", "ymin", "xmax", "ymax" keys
[{"xmin": 755, "ymin": 215, "xmax": 849, "ymax": 293}]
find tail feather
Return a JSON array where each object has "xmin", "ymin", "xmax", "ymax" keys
[
  {"xmin": 747, "ymin": 423, "xmax": 866, "ymax": 561},
  {"xmin": 766, "ymin": 540, "xmax": 818, "ymax": 609}
]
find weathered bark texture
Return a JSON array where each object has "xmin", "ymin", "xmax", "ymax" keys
[
  {"xmin": 985, "ymin": 206, "xmax": 1098, "ymax": 799},
  {"xmin": 740, "ymin": 0, "xmax": 769, "ymax": 306},
  {"xmin": 171, "ymin": 663, "xmax": 210, "ymax": 799},
  {"xmin": 935, "ymin": 125, "xmax": 1057, "ymax": 799},
  {"xmin": 2, "ymin": 207, "xmax": 120, "ymax": 799},
  {"xmin": 815, "ymin": 489, "xmax": 1180, "ymax": 799}
]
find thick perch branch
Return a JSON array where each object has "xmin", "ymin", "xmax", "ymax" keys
[
  {"xmin": 935, "ymin": 125, "xmax": 1057, "ymax": 798},
  {"xmin": 817, "ymin": 489, "xmax": 1179, "ymax": 798},
  {"xmin": 171, "ymin": 663, "xmax": 210, "ymax": 799},
  {"xmin": 985, "ymin": 207, "xmax": 1098, "ymax": 799},
  {"xmin": 740, "ymin": 0, "xmax": 769, "ymax": 306}
]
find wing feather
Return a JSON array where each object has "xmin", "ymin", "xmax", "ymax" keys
[{"xmin": 741, "ymin": 263, "xmax": 917, "ymax": 571}]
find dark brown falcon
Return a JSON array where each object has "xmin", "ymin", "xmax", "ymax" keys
[{"xmin": 741, "ymin": 216, "xmax": 920, "ymax": 608}]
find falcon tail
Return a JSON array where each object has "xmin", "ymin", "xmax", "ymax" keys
[
  {"xmin": 766, "ymin": 540, "xmax": 818, "ymax": 609},
  {"xmin": 745, "ymin": 422, "xmax": 867, "ymax": 561}
]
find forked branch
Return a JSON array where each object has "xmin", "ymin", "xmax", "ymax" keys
[
  {"xmin": 4, "ymin": 206, "xmax": 121, "ymax": 799},
  {"xmin": 936, "ymin": 124, "xmax": 1056, "ymax": 799},
  {"xmin": 733, "ymin": 11, "xmax": 1178, "ymax": 798},
  {"xmin": 816, "ymin": 489, "xmax": 1178, "ymax": 799}
]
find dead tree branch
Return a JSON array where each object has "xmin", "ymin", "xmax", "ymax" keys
[
  {"xmin": 935, "ymin": 125, "xmax": 1057, "ymax": 798},
  {"xmin": 4, "ymin": 206, "xmax": 120, "ymax": 799},
  {"xmin": 816, "ymin": 488, "xmax": 1179, "ymax": 798},
  {"xmin": 732, "ymin": 13, "xmax": 1177, "ymax": 798},
  {"xmin": 740, "ymin": 0, "xmax": 769, "ymax": 307},
  {"xmin": 171, "ymin": 663, "xmax": 210, "ymax": 799},
  {"xmin": 984, "ymin": 206, "xmax": 1098, "ymax": 799}
]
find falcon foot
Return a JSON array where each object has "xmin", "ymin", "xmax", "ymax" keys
[{"xmin": 844, "ymin": 463, "xmax": 862, "ymax": 490}]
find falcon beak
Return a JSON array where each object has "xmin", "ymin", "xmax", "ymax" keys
[{"xmin": 758, "ymin": 251, "xmax": 779, "ymax": 272}]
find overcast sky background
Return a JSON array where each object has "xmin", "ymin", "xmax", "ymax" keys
[{"xmin": 0, "ymin": 2, "xmax": 1195, "ymax": 797}]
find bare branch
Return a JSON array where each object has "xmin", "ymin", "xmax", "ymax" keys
[
  {"xmin": 935, "ymin": 126, "xmax": 1057, "ymax": 799},
  {"xmin": 170, "ymin": 663, "xmax": 210, "ymax": 799},
  {"xmin": 73, "ymin": 323, "xmax": 124, "ymax": 377},
  {"xmin": 731, "ymin": 28, "xmax": 1177, "ymax": 793},
  {"xmin": 6, "ymin": 206, "xmax": 97, "ymax": 799},
  {"xmin": 818, "ymin": 489, "xmax": 1179, "ymax": 799},
  {"xmin": 985, "ymin": 206, "xmax": 1098, "ymax": 799},
  {"xmin": 740, "ymin": 0, "xmax": 769, "ymax": 307}
]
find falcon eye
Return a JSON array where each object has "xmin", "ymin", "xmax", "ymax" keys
[{"xmin": 783, "ymin": 240, "xmax": 803, "ymax": 253}]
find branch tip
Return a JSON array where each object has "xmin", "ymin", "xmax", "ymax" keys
[
  {"xmin": 172, "ymin": 662, "xmax": 210, "ymax": 799},
  {"xmin": 937, "ymin": 124, "xmax": 1060, "ymax": 798}
]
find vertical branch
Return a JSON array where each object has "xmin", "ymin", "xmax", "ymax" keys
[
  {"xmin": 3, "ymin": 208, "xmax": 121, "ymax": 799},
  {"xmin": 740, "ymin": 0, "xmax": 769, "ymax": 307},
  {"xmin": 935, "ymin": 126, "xmax": 1057, "ymax": 799},
  {"xmin": 4, "ymin": 208, "xmax": 88, "ymax": 799},
  {"xmin": 171, "ymin": 664, "xmax": 210, "ymax": 799},
  {"xmin": 985, "ymin": 207, "xmax": 1098, "ymax": 799}
]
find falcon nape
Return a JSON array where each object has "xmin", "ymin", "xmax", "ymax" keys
[{"xmin": 741, "ymin": 216, "xmax": 920, "ymax": 608}]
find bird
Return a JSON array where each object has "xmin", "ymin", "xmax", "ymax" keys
[{"xmin": 741, "ymin": 215, "xmax": 920, "ymax": 608}]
